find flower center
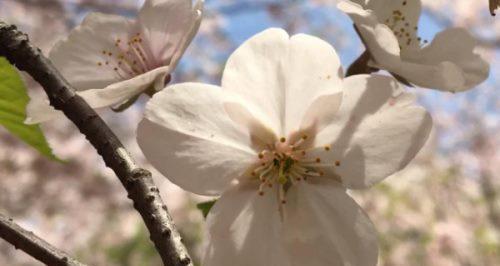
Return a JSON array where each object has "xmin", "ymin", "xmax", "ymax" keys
[
  {"xmin": 382, "ymin": 1, "xmax": 428, "ymax": 50},
  {"xmin": 96, "ymin": 32, "xmax": 155, "ymax": 80},
  {"xmin": 249, "ymin": 134, "xmax": 340, "ymax": 204}
]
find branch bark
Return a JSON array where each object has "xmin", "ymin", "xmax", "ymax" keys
[
  {"xmin": 0, "ymin": 213, "xmax": 86, "ymax": 266},
  {"xmin": 0, "ymin": 22, "xmax": 192, "ymax": 266}
]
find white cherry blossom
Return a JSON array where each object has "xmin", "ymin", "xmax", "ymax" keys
[
  {"xmin": 339, "ymin": 0, "xmax": 489, "ymax": 92},
  {"xmin": 137, "ymin": 28, "xmax": 433, "ymax": 266},
  {"xmin": 25, "ymin": 0, "xmax": 204, "ymax": 124}
]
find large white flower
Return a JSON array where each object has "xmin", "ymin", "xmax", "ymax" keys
[
  {"xmin": 26, "ymin": 0, "xmax": 204, "ymax": 124},
  {"xmin": 339, "ymin": 0, "xmax": 489, "ymax": 92},
  {"xmin": 137, "ymin": 28, "xmax": 433, "ymax": 266}
]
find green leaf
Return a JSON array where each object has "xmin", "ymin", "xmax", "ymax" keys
[
  {"xmin": 196, "ymin": 200, "xmax": 217, "ymax": 219},
  {"xmin": 0, "ymin": 57, "xmax": 61, "ymax": 161}
]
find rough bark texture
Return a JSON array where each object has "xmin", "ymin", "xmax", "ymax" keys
[
  {"xmin": 0, "ymin": 22, "xmax": 192, "ymax": 266},
  {"xmin": 0, "ymin": 213, "xmax": 86, "ymax": 266}
]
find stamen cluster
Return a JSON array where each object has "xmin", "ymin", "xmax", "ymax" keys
[
  {"xmin": 97, "ymin": 33, "xmax": 157, "ymax": 79},
  {"xmin": 249, "ymin": 134, "xmax": 341, "ymax": 204}
]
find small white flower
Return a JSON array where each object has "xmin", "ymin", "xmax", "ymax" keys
[
  {"xmin": 137, "ymin": 28, "xmax": 432, "ymax": 266},
  {"xmin": 338, "ymin": 0, "xmax": 489, "ymax": 92},
  {"xmin": 26, "ymin": 0, "xmax": 204, "ymax": 124}
]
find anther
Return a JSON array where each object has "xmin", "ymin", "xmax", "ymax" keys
[
  {"xmin": 280, "ymin": 137, "xmax": 286, "ymax": 143},
  {"xmin": 324, "ymin": 146, "xmax": 330, "ymax": 151},
  {"xmin": 335, "ymin": 161, "xmax": 341, "ymax": 166},
  {"xmin": 315, "ymin": 158, "xmax": 321, "ymax": 163}
]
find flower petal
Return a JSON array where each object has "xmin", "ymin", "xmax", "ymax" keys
[
  {"xmin": 77, "ymin": 66, "xmax": 170, "ymax": 109},
  {"xmin": 222, "ymin": 28, "xmax": 344, "ymax": 136},
  {"xmin": 222, "ymin": 28, "xmax": 289, "ymax": 135},
  {"xmin": 284, "ymin": 34, "xmax": 344, "ymax": 134},
  {"xmin": 49, "ymin": 12, "xmax": 137, "ymax": 90},
  {"xmin": 311, "ymin": 75, "xmax": 432, "ymax": 189},
  {"xmin": 338, "ymin": 1, "xmax": 401, "ymax": 58},
  {"xmin": 25, "ymin": 67, "xmax": 170, "ymax": 124},
  {"xmin": 203, "ymin": 181, "xmax": 288, "ymax": 266},
  {"xmin": 138, "ymin": 0, "xmax": 203, "ymax": 67},
  {"xmin": 283, "ymin": 178, "xmax": 378, "ymax": 266},
  {"xmin": 413, "ymin": 28, "xmax": 489, "ymax": 92},
  {"xmin": 137, "ymin": 83, "xmax": 256, "ymax": 196},
  {"xmin": 298, "ymin": 92, "xmax": 343, "ymax": 133},
  {"xmin": 374, "ymin": 60, "xmax": 466, "ymax": 91},
  {"xmin": 25, "ymin": 96, "xmax": 64, "ymax": 125},
  {"xmin": 224, "ymin": 101, "xmax": 278, "ymax": 147}
]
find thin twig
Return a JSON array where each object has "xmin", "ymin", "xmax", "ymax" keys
[
  {"xmin": 0, "ymin": 213, "xmax": 86, "ymax": 266},
  {"xmin": 0, "ymin": 22, "xmax": 192, "ymax": 266}
]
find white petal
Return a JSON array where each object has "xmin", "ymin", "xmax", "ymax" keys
[
  {"xmin": 137, "ymin": 83, "xmax": 256, "ymax": 196},
  {"xmin": 77, "ymin": 66, "xmax": 170, "ymax": 109},
  {"xmin": 284, "ymin": 34, "xmax": 344, "ymax": 134},
  {"xmin": 203, "ymin": 181, "xmax": 288, "ymax": 266},
  {"xmin": 375, "ymin": 60, "xmax": 466, "ymax": 91},
  {"xmin": 138, "ymin": 0, "xmax": 203, "ymax": 67},
  {"xmin": 338, "ymin": 1, "xmax": 401, "ymax": 58},
  {"xmin": 224, "ymin": 101, "xmax": 278, "ymax": 146},
  {"xmin": 25, "ymin": 96, "xmax": 64, "ymax": 125},
  {"xmin": 169, "ymin": 0, "xmax": 204, "ymax": 70},
  {"xmin": 413, "ymin": 28, "xmax": 489, "ymax": 92},
  {"xmin": 283, "ymin": 178, "xmax": 378, "ymax": 266},
  {"xmin": 222, "ymin": 28, "xmax": 289, "ymax": 136},
  {"xmin": 312, "ymin": 75, "xmax": 432, "ymax": 189},
  {"xmin": 299, "ymin": 92, "xmax": 343, "ymax": 133},
  {"xmin": 49, "ymin": 12, "xmax": 137, "ymax": 90},
  {"xmin": 222, "ymin": 28, "xmax": 344, "ymax": 136},
  {"xmin": 25, "ymin": 67, "xmax": 170, "ymax": 124}
]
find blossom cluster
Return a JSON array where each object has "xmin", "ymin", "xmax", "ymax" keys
[{"xmin": 25, "ymin": 0, "xmax": 491, "ymax": 265}]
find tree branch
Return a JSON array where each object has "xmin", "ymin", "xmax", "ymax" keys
[
  {"xmin": 346, "ymin": 50, "xmax": 378, "ymax": 77},
  {"xmin": 0, "ymin": 22, "xmax": 192, "ymax": 266},
  {"xmin": 0, "ymin": 213, "xmax": 86, "ymax": 266}
]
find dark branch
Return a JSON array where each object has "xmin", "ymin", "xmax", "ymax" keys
[
  {"xmin": 0, "ymin": 22, "xmax": 192, "ymax": 266},
  {"xmin": 490, "ymin": 0, "xmax": 499, "ymax": 16},
  {"xmin": 0, "ymin": 213, "xmax": 86, "ymax": 266},
  {"xmin": 346, "ymin": 24, "xmax": 379, "ymax": 77},
  {"xmin": 346, "ymin": 50, "xmax": 378, "ymax": 77}
]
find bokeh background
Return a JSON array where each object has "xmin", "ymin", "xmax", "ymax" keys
[{"xmin": 0, "ymin": 0, "xmax": 498, "ymax": 265}]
